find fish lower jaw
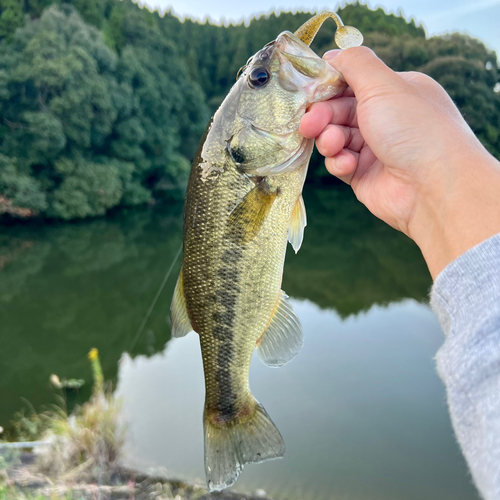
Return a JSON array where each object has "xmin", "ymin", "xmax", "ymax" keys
[{"xmin": 247, "ymin": 137, "xmax": 314, "ymax": 176}]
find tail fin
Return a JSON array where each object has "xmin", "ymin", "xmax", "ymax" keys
[{"xmin": 204, "ymin": 399, "xmax": 285, "ymax": 491}]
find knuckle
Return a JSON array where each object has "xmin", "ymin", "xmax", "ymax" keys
[{"xmin": 335, "ymin": 46, "xmax": 375, "ymax": 67}]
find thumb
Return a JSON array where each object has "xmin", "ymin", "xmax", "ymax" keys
[{"xmin": 324, "ymin": 46, "xmax": 403, "ymax": 100}]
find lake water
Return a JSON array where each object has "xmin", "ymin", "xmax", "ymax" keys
[{"xmin": 0, "ymin": 185, "xmax": 479, "ymax": 500}]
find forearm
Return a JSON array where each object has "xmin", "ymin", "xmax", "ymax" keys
[
  {"xmin": 431, "ymin": 233, "xmax": 500, "ymax": 499},
  {"xmin": 409, "ymin": 146, "xmax": 500, "ymax": 279}
]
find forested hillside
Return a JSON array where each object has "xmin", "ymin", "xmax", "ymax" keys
[{"xmin": 0, "ymin": 0, "xmax": 499, "ymax": 219}]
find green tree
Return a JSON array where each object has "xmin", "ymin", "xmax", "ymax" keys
[
  {"xmin": 0, "ymin": 5, "xmax": 121, "ymax": 217},
  {"xmin": 0, "ymin": 154, "xmax": 47, "ymax": 212},
  {"xmin": 0, "ymin": 4, "xmax": 208, "ymax": 219},
  {"xmin": 0, "ymin": 0, "xmax": 23, "ymax": 39},
  {"xmin": 25, "ymin": 0, "xmax": 57, "ymax": 18},
  {"xmin": 66, "ymin": 0, "xmax": 104, "ymax": 28},
  {"xmin": 110, "ymin": 9, "xmax": 209, "ymax": 194},
  {"xmin": 49, "ymin": 157, "xmax": 122, "ymax": 219},
  {"xmin": 1, "ymin": 0, "xmax": 498, "ymax": 218}
]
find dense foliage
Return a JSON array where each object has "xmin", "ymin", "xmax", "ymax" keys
[
  {"xmin": 0, "ymin": 2, "xmax": 209, "ymax": 219},
  {"xmin": 0, "ymin": 0, "xmax": 499, "ymax": 219}
]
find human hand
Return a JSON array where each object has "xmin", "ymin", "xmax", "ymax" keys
[{"xmin": 301, "ymin": 47, "xmax": 500, "ymax": 278}]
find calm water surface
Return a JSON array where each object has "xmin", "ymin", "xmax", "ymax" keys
[{"xmin": 0, "ymin": 186, "xmax": 478, "ymax": 500}]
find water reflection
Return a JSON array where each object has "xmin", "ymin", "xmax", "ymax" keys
[
  {"xmin": 0, "ymin": 185, "xmax": 430, "ymax": 427},
  {"xmin": 283, "ymin": 188, "xmax": 431, "ymax": 315},
  {"xmin": 0, "ymin": 205, "xmax": 183, "ymax": 424},
  {"xmin": 0, "ymin": 185, "xmax": 475, "ymax": 499},
  {"xmin": 117, "ymin": 299, "xmax": 477, "ymax": 500}
]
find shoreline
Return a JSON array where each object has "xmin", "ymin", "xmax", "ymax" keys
[{"xmin": 1, "ymin": 450, "xmax": 273, "ymax": 500}]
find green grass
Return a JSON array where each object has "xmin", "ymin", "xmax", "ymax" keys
[{"xmin": 34, "ymin": 349, "xmax": 125, "ymax": 482}]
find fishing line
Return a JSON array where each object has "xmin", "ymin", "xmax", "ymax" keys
[{"xmin": 129, "ymin": 244, "xmax": 182, "ymax": 351}]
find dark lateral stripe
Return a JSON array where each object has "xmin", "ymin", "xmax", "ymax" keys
[
  {"xmin": 215, "ymin": 329, "xmax": 237, "ymax": 418},
  {"xmin": 213, "ymin": 245, "xmax": 243, "ymax": 420}
]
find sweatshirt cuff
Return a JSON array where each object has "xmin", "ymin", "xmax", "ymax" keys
[{"xmin": 430, "ymin": 232, "xmax": 500, "ymax": 336}]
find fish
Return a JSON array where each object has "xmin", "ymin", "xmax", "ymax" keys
[{"xmin": 170, "ymin": 12, "xmax": 363, "ymax": 491}]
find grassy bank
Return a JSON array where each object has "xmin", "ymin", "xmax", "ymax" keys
[{"xmin": 0, "ymin": 349, "xmax": 274, "ymax": 500}]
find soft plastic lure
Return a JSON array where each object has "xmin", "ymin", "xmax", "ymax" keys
[{"xmin": 294, "ymin": 11, "xmax": 364, "ymax": 49}]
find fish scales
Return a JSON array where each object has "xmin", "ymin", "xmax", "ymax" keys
[
  {"xmin": 170, "ymin": 11, "xmax": 363, "ymax": 492},
  {"xmin": 183, "ymin": 147, "xmax": 307, "ymax": 422}
]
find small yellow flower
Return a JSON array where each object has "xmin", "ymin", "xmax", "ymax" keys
[{"xmin": 88, "ymin": 348, "xmax": 99, "ymax": 361}]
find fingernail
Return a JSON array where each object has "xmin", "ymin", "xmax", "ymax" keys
[{"xmin": 323, "ymin": 49, "xmax": 342, "ymax": 60}]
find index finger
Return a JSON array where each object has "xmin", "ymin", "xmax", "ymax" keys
[{"xmin": 300, "ymin": 97, "xmax": 358, "ymax": 139}]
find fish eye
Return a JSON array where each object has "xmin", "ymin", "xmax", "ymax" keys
[{"xmin": 248, "ymin": 67, "xmax": 270, "ymax": 88}]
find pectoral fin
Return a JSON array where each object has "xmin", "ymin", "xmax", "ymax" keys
[
  {"xmin": 288, "ymin": 195, "xmax": 307, "ymax": 253},
  {"xmin": 257, "ymin": 290, "xmax": 303, "ymax": 367},
  {"xmin": 170, "ymin": 270, "xmax": 194, "ymax": 337},
  {"xmin": 227, "ymin": 182, "xmax": 277, "ymax": 244}
]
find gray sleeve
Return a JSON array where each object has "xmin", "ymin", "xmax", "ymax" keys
[{"xmin": 430, "ymin": 233, "xmax": 500, "ymax": 500}]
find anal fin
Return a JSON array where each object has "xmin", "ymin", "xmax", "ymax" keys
[
  {"xmin": 257, "ymin": 290, "xmax": 303, "ymax": 367},
  {"xmin": 288, "ymin": 195, "xmax": 307, "ymax": 253},
  {"xmin": 170, "ymin": 269, "xmax": 194, "ymax": 337}
]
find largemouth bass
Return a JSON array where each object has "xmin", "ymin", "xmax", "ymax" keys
[{"xmin": 171, "ymin": 12, "xmax": 363, "ymax": 491}]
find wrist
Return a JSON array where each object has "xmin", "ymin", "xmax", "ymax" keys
[{"xmin": 408, "ymin": 149, "xmax": 500, "ymax": 279}]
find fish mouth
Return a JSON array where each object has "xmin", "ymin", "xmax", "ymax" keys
[
  {"xmin": 275, "ymin": 31, "xmax": 346, "ymax": 102},
  {"xmin": 275, "ymin": 31, "xmax": 317, "ymax": 58}
]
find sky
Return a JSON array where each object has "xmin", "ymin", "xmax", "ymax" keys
[{"xmin": 139, "ymin": 0, "xmax": 500, "ymax": 57}]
